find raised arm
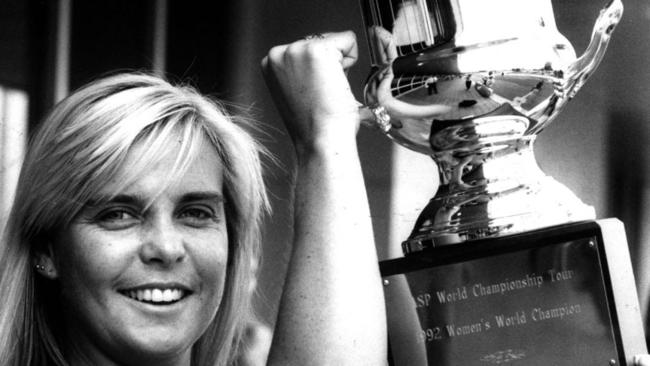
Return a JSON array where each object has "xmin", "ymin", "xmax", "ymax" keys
[{"xmin": 261, "ymin": 31, "xmax": 387, "ymax": 365}]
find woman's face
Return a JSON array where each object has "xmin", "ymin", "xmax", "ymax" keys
[{"xmin": 52, "ymin": 137, "xmax": 229, "ymax": 365}]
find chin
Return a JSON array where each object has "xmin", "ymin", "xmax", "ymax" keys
[{"xmin": 117, "ymin": 326, "xmax": 199, "ymax": 363}]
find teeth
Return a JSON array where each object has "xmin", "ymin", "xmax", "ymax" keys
[
  {"xmin": 123, "ymin": 288, "xmax": 185, "ymax": 304},
  {"xmin": 162, "ymin": 289, "xmax": 173, "ymax": 302},
  {"xmin": 152, "ymin": 289, "xmax": 163, "ymax": 302}
]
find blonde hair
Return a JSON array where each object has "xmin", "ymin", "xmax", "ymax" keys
[{"xmin": 0, "ymin": 72, "xmax": 269, "ymax": 366}]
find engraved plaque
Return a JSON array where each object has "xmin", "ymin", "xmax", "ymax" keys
[{"xmin": 380, "ymin": 220, "xmax": 646, "ymax": 365}]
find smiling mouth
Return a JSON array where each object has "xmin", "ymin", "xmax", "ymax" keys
[{"xmin": 119, "ymin": 288, "xmax": 189, "ymax": 305}]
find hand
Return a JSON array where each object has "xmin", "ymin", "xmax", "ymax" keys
[
  {"xmin": 261, "ymin": 31, "xmax": 360, "ymax": 155},
  {"xmin": 635, "ymin": 355, "xmax": 650, "ymax": 365}
]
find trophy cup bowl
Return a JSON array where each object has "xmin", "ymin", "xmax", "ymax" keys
[{"xmin": 359, "ymin": 0, "xmax": 624, "ymax": 253}]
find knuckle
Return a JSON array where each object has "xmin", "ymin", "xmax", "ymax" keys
[
  {"xmin": 285, "ymin": 43, "xmax": 305, "ymax": 58},
  {"xmin": 267, "ymin": 46, "xmax": 283, "ymax": 62},
  {"xmin": 303, "ymin": 42, "xmax": 327, "ymax": 58},
  {"xmin": 267, "ymin": 46, "xmax": 285, "ymax": 64},
  {"xmin": 265, "ymin": 47, "xmax": 288, "ymax": 73}
]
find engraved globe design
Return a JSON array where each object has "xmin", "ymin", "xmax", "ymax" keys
[{"xmin": 359, "ymin": 0, "xmax": 624, "ymax": 252}]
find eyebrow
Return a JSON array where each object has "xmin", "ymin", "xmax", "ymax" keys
[
  {"xmin": 179, "ymin": 192, "xmax": 225, "ymax": 204},
  {"xmin": 86, "ymin": 194, "xmax": 146, "ymax": 208},
  {"xmin": 86, "ymin": 191, "xmax": 225, "ymax": 208}
]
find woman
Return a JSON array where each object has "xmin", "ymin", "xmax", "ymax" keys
[{"xmin": 0, "ymin": 31, "xmax": 386, "ymax": 366}]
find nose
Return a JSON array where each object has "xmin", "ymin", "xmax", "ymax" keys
[{"xmin": 139, "ymin": 218, "xmax": 187, "ymax": 266}]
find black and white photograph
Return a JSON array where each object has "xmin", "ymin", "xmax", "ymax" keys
[{"xmin": 1, "ymin": 0, "xmax": 650, "ymax": 365}]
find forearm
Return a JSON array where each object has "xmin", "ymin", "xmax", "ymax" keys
[{"xmin": 268, "ymin": 126, "xmax": 387, "ymax": 366}]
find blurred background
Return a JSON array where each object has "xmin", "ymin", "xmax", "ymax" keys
[{"xmin": 1, "ymin": 0, "xmax": 649, "ymax": 346}]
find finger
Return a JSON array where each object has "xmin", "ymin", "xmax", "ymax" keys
[
  {"xmin": 260, "ymin": 48, "xmax": 295, "ymax": 123},
  {"xmin": 368, "ymin": 26, "xmax": 397, "ymax": 63},
  {"xmin": 260, "ymin": 55, "xmax": 269, "ymax": 74},
  {"xmin": 301, "ymin": 31, "xmax": 358, "ymax": 70},
  {"xmin": 374, "ymin": 26, "xmax": 397, "ymax": 60},
  {"xmin": 322, "ymin": 31, "xmax": 358, "ymax": 70},
  {"xmin": 634, "ymin": 354, "xmax": 650, "ymax": 366},
  {"xmin": 261, "ymin": 44, "xmax": 293, "ymax": 94},
  {"xmin": 261, "ymin": 44, "xmax": 289, "ymax": 73}
]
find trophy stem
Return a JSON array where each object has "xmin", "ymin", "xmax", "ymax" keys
[{"xmin": 403, "ymin": 134, "xmax": 596, "ymax": 254}]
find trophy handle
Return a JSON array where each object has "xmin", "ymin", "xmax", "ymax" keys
[
  {"xmin": 559, "ymin": 0, "xmax": 623, "ymax": 103},
  {"xmin": 527, "ymin": 0, "xmax": 623, "ymax": 135},
  {"xmin": 357, "ymin": 67, "xmax": 452, "ymax": 134}
]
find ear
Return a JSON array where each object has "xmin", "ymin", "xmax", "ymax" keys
[{"xmin": 33, "ymin": 243, "xmax": 59, "ymax": 280}]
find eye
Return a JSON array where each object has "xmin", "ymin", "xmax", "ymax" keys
[
  {"xmin": 95, "ymin": 208, "xmax": 140, "ymax": 230},
  {"xmin": 178, "ymin": 206, "xmax": 219, "ymax": 227}
]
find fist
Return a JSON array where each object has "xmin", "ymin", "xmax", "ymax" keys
[{"xmin": 261, "ymin": 31, "xmax": 361, "ymax": 153}]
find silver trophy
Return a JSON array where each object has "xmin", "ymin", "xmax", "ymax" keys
[
  {"xmin": 361, "ymin": 2, "xmax": 648, "ymax": 363},
  {"xmin": 358, "ymin": 0, "xmax": 624, "ymax": 253}
]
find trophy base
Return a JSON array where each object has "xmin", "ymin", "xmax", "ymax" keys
[{"xmin": 380, "ymin": 219, "xmax": 646, "ymax": 366}]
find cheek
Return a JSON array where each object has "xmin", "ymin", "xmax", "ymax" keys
[
  {"xmin": 194, "ymin": 232, "xmax": 229, "ymax": 306},
  {"xmin": 55, "ymin": 228, "xmax": 134, "ymax": 297}
]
